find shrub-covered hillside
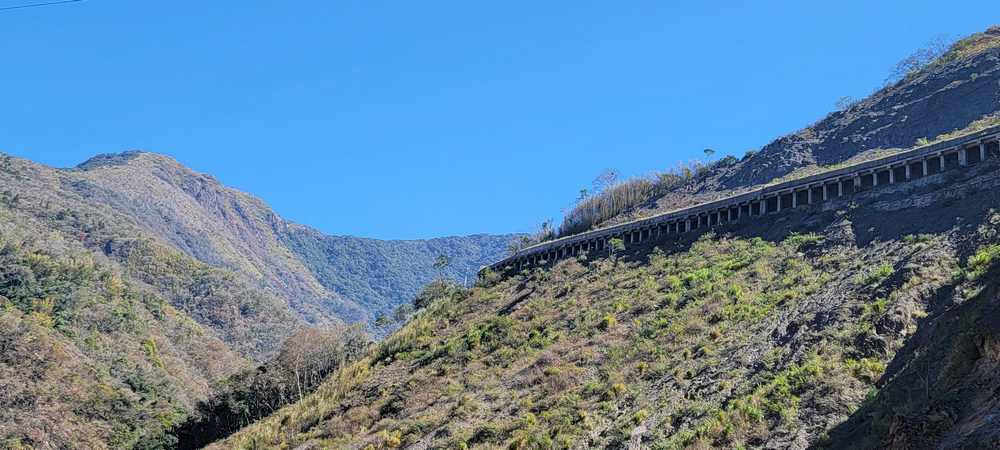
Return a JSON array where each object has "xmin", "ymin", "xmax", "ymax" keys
[
  {"xmin": 66, "ymin": 151, "xmax": 517, "ymax": 325},
  {"xmin": 0, "ymin": 151, "xmax": 514, "ymax": 449},
  {"xmin": 0, "ymin": 157, "xmax": 283, "ymax": 448},
  {"xmin": 216, "ymin": 157, "xmax": 1000, "ymax": 448}
]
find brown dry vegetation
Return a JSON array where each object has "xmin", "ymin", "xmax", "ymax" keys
[
  {"xmin": 0, "ymin": 148, "xmax": 513, "ymax": 448},
  {"xmin": 216, "ymin": 162, "xmax": 1000, "ymax": 449}
]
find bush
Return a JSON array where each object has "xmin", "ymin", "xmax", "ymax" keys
[{"xmin": 412, "ymin": 279, "xmax": 462, "ymax": 310}]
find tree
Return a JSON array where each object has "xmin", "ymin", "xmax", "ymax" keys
[
  {"xmin": 412, "ymin": 279, "xmax": 456, "ymax": 310},
  {"xmin": 703, "ymin": 148, "xmax": 716, "ymax": 161},
  {"xmin": 392, "ymin": 304, "xmax": 413, "ymax": 322},
  {"xmin": 716, "ymin": 155, "xmax": 739, "ymax": 168},
  {"xmin": 608, "ymin": 238, "xmax": 624, "ymax": 259},
  {"xmin": 835, "ymin": 96, "xmax": 856, "ymax": 111},
  {"xmin": 277, "ymin": 329, "xmax": 325, "ymax": 401},
  {"xmin": 433, "ymin": 254, "xmax": 451, "ymax": 281},
  {"xmin": 885, "ymin": 35, "xmax": 954, "ymax": 84},
  {"xmin": 592, "ymin": 169, "xmax": 621, "ymax": 193},
  {"xmin": 374, "ymin": 313, "xmax": 392, "ymax": 328}
]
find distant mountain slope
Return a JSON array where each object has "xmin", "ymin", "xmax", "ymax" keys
[
  {"xmin": 283, "ymin": 224, "xmax": 518, "ymax": 317},
  {"xmin": 63, "ymin": 151, "xmax": 517, "ymax": 323},
  {"xmin": 0, "ymin": 150, "xmax": 515, "ymax": 448},
  {"xmin": 0, "ymin": 154, "xmax": 293, "ymax": 448}
]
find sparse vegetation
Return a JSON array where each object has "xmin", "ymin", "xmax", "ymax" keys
[
  {"xmin": 559, "ymin": 156, "xmax": 740, "ymax": 237},
  {"xmin": 216, "ymin": 191, "xmax": 1000, "ymax": 449}
]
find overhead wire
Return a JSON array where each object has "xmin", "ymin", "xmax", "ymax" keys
[{"xmin": 0, "ymin": 0, "xmax": 83, "ymax": 11}]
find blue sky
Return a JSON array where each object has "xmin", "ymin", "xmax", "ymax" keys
[{"xmin": 2, "ymin": 1, "xmax": 999, "ymax": 239}]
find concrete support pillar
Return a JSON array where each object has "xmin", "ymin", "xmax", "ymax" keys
[
  {"xmin": 959, "ymin": 149, "xmax": 968, "ymax": 166},
  {"xmin": 823, "ymin": 185, "xmax": 829, "ymax": 200},
  {"xmin": 791, "ymin": 192, "xmax": 797, "ymax": 208},
  {"xmin": 838, "ymin": 181, "xmax": 844, "ymax": 197},
  {"xmin": 923, "ymin": 159, "xmax": 930, "ymax": 176},
  {"xmin": 776, "ymin": 196, "xmax": 782, "ymax": 212},
  {"xmin": 685, "ymin": 221, "xmax": 691, "ymax": 232},
  {"xmin": 807, "ymin": 188, "xmax": 813, "ymax": 205},
  {"xmin": 872, "ymin": 172, "xmax": 879, "ymax": 187},
  {"xmin": 940, "ymin": 155, "xmax": 946, "ymax": 171},
  {"xmin": 905, "ymin": 164, "xmax": 911, "ymax": 179},
  {"xmin": 982, "ymin": 144, "xmax": 987, "ymax": 162},
  {"xmin": 888, "ymin": 168, "xmax": 895, "ymax": 184}
]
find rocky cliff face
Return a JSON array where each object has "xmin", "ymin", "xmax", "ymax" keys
[
  {"xmin": 726, "ymin": 33, "xmax": 1000, "ymax": 187},
  {"xmin": 606, "ymin": 28, "xmax": 1000, "ymax": 227}
]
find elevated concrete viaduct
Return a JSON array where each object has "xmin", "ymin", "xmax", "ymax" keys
[{"xmin": 484, "ymin": 126, "xmax": 1000, "ymax": 274}]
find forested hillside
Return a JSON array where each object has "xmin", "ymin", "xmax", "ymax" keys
[
  {"xmin": 0, "ymin": 152, "xmax": 514, "ymax": 449},
  {"xmin": 66, "ymin": 151, "xmax": 516, "ymax": 324},
  {"xmin": 282, "ymin": 225, "xmax": 517, "ymax": 318},
  {"xmin": 0, "ymin": 154, "xmax": 297, "ymax": 447}
]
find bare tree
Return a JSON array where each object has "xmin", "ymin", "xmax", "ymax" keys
[
  {"xmin": 277, "ymin": 329, "xmax": 324, "ymax": 401},
  {"xmin": 592, "ymin": 168, "xmax": 621, "ymax": 193},
  {"xmin": 886, "ymin": 35, "xmax": 955, "ymax": 84}
]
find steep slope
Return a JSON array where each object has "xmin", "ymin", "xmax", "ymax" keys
[
  {"xmin": 64, "ymin": 152, "xmax": 516, "ymax": 323},
  {"xmin": 0, "ymin": 152, "xmax": 513, "ymax": 449},
  {"xmin": 0, "ymin": 155, "xmax": 297, "ymax": 448},
  {"xmin": 216, "ymin": 27, "xmax": 1000, "ymax": 449},
  {"xmin": 65, "ymin": 152, "xmax": 364, "ymax": 324},
  {"xmin": 599, "ymin": 27, "xmax": 1000, "ymax": 230},
  {"xmin": 217, "ymin": 157, "xmax": 1000, "ymax": 450},
  {"xmin": 282, "ymin": 225, "xmax": 518, "ymax": 317}
]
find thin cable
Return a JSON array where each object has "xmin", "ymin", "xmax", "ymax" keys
[{"xmin": 0, "ymin": 0, "xmax": 82, "ymax": 11}]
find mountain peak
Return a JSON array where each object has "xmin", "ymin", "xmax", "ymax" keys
[{"xmin": 73, "ymin": 150, "xmax": 145, "ymax": 170}]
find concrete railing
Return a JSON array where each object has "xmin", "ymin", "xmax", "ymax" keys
[{"xmin": 484, "ymin": 125, "xmax": 1000, "ymax": 274}]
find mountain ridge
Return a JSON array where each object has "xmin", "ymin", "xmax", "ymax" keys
[{"xmin": 54, "ymin": 150, "xmax": 517, "ymax": 323}]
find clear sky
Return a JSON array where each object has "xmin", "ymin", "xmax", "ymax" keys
[{"xmin": 2, "ymin": 1, "xmax": 999, "ymax": 239}]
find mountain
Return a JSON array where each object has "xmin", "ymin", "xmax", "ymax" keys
[
  {"xmin": 0, "ymin": 152, "xmax": 514, "ymax": 448},
  {"xmin": 214, "ymin": 27, "xmax": 1000, "ymax": 449},
  {"xmin": 65, "ymin": 151, "xmax": 518, "ymax": 324},
  {"xmin": 590, "ymin": 27, "xmax": 1000, "ymax": 232}
]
